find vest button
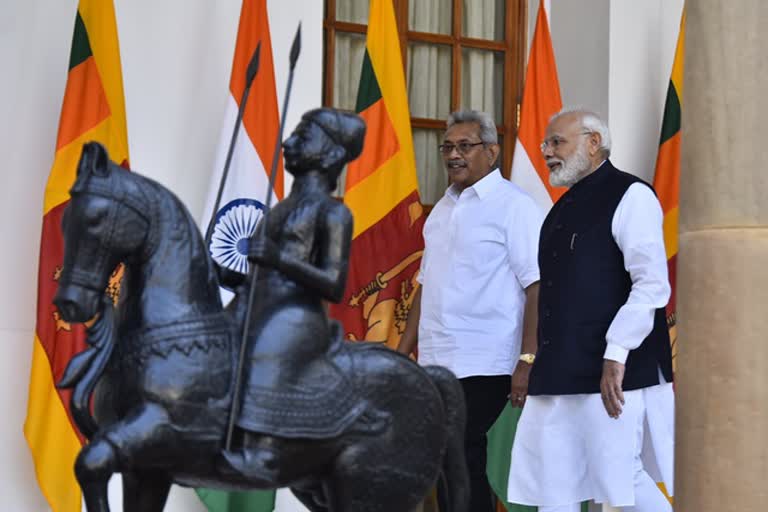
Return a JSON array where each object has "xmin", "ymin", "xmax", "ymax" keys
[
  {"xmin": 544, "ymin": 309, "xmax": 551, "ymax": 318},
  {"xmin": 542, "ymin": 339, "xmax": 551, "ymax": 345},
  {"xmin": 552, "ymin": 250, "xmax": 558, "ymax": 258},
  {"xmin": 546, "ymin": 280, "xmax": 553, "ymax": 287},
  {"xmin": 555, "ymin": 223, "xmax": 563, "ymax": 230}
]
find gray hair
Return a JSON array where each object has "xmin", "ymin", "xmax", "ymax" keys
[
  {"xmin": 550, "ymin": 106, "xmax": 612, "ymax": 157},
  {"xmin": 447, "ymin": 110, "xmax": 498, "ymax": 144}
]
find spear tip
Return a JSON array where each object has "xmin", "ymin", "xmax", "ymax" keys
[
  {"xmin": 289, "ymin": 23, "xmax": 301, "ymax": 69},
  {"xmin": 246, "ymin": 41, "xmax": 262, "ymax": 86}
]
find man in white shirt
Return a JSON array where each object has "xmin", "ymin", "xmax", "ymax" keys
[
  {"xmin": 397, "ymin": 110, "xmax": 542, "ymax": 512},
  {"xmin": 506, "ymin": 108, "xmax": 674, "ymax": 512}
]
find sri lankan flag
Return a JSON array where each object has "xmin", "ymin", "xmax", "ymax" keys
[
  {"xmin": 24, "ymin": 1, "xmax": 129, "ymax": 510},
  {"xmin": 653, "ymin": 6, "xmax": 686, "ymax": 371},
  {"xmin": 329, "ymin": 0, "xmax": 425, "ymax": 349}
]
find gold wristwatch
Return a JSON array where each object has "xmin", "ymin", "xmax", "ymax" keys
[{"xmin": 519, "ymin": 353, "xmax": 536, "ymax": 364}]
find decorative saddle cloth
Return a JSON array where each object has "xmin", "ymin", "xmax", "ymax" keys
[{"xmin": 236, "ymin": 321, "xmax": 386, "ymax": 439}]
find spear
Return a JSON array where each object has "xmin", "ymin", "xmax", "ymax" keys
[
  {"xmin": 204, "ymin": 42, "xmax": 262, "ymax": 248},
  {"xmin": 225, "ymin": 23, "xmax": 302, "ymax": 451}
]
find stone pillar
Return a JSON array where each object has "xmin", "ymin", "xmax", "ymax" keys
[{"xmin": 675, "ymin": 1, "xmax": 768, "ymax": 511}]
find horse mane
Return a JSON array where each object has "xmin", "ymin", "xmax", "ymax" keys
[
  {"xmin": 72, "ymin": 142, "xmax": 216, "ymax": 283},
  {"xmin": 122, "ymin": 167, "xmax": 213, "ymax": 268}
]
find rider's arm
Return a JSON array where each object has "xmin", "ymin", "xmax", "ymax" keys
[{"xmin": 267, "ymin": 203, "xmax": 352, "ymax": 303}]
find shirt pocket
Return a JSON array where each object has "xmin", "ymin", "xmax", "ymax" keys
[{"xmin": 455, "ymin": 225, "xmax": 506, "ymax": 268}]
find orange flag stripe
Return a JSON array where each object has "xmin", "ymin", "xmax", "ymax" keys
[
  {"xmin": 55, "ymin": 56, "xmax": 111, "ymax": 150},
  {"xmin": 654, "ymin": 130, "xmax": 681, "ymax": 217},
  {"xmin": 517, "ymin": 0, "xmax": 563, "ymax": 203},
  {"xmin": 229, "ymin": 0, "xmax": 283, "ymax": 199},
  {"xmin": 346, "ymin": 99, "xmax": 400, "ymax": 191}
]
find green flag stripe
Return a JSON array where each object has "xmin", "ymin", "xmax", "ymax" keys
[
  {"xmin": 488, "ymin": 404, "xmax": 590, "ymax": 512},
  {"xmin": 196, "ymin": 488, "xmax": 275, "ymax": 512},
  {"xmin": 659, "ymin": 82, "xmax": 681, "ymax": 145},
  {"xmin": 69, "ymin": 12, "xmax": 93, "ymax": 70},
  {"xmin": 355, "ymin": 50, "xmax": 383, "ymax": 113}
]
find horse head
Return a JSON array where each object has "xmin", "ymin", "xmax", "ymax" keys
[{"xmin": 54, "ymin": 142, "xmax": 150, "ymax": 323}]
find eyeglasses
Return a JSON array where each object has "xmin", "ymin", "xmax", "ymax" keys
[
  {"xmin": 540, "ymin": 131, "xmax": 593, "ymax": 153},
  {"xmin": 438, "ymin": 141, "xmax": 485, "ymax": 155}
]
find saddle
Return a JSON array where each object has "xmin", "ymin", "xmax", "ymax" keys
[
  {"xmin": 222, "ymin": 321, "xmax": 390, "ymax": 481},
  {"xmin": 234, "ymin": 321, "xmax": 389, "ymax": 440}
]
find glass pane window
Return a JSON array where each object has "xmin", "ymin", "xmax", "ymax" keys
[
  {"xmin": 460, "ymin": 48, "xmax": 504, "ymax": 124},
  {"xmin": 336, "ymin": 0, "xmax": 370, "ymax": 25},
  {"xmin": 413, "ymin": 128, "xmax": 448, "ymax": 205},
  {"xmin": 326, "ymin": 1, "xmax": 523, "ymax": 185},
  {"xmin": 407, "ymin": 42, "xmax": 452, "ymax": 120},
  {"xmin": 462, "ymin": 0, "xmax": 505, "ymax": 40},
  {"xmin": 409, "ymin": 0, "xmax": 452, "ymax": 34},
  {"xmin": 333, "ymin": 32, "xmax": 367, "ymax": 111}
]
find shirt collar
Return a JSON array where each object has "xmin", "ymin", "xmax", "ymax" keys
[{"xmin": 447, "ymin": 168, "xmax": 502, "ymax": 201}]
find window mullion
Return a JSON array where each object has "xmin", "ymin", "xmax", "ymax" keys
[
  {"xmin": 324, "ymin": 25, "xmax": 336, "ymax": 107},
  {"xmin": 451, "ymin": 0, "xmax": 462, "ymax": 113}
]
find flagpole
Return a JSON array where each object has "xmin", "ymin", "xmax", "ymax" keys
[
  {"xmin": 224, "ymin": 23, "xmax": 302, "ymax": 452},
  {"xmin": 204, "ymin": 42, "xmax": 262, "ymax": 248}
]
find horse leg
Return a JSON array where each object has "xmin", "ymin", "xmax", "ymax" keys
[
  {"xmin": 79, "ymin": 402, "xmax": 175, "ymax": 512},
  {"xmin": 122, "ymin": 470, "xmax": 171, "ymax": 512},
  {"xmin": 290, "ymin": 484, "xmax": 330, "ymax": 512},
  {"xmin": 74, "ymin": 437, "xmax": 118, "ymax": 512}
]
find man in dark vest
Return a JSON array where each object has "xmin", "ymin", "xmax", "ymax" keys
[{"xmin": 507, "ymin": 108, "xmax": 674, "ymax": 512}]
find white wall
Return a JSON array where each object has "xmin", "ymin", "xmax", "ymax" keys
[
  {"xmin": 0, "ymin": 1, "xmax": 320, "ymax": 510},
  {"xmin": 608, "ymin": 0, "xmax": 685, "ymax": 182},
  {"xmin": 2, "ymin": 0, "xmax": 684, "ymax": 510},
  {"xmin": 551, "ymin": 0, "xmax": 611, "ymax": 117},
  {"xmin": 530, "ymin": 0, "xmax": 684, "ymax": 183}
]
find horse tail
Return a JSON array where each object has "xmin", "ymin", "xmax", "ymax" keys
[
  {"xmin": 423, "ymin": 365, "xmax": 470, "ymax": 512},
  {"xmin": 57, "ymin": 301, "xmax": 116, "ymax": 440}
]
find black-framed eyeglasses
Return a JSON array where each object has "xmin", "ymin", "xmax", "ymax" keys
[{"xmin": 438, "ymin": 141, "xmax": 486, "ymax": 155}]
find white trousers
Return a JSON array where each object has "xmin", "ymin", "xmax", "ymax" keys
[
  {"xmin": 508, "ymin": 379, "xmax": 674, "ymax": 507},
  {"xmin": 538, "ymin": 458, "xmax": 672, "ymax": 512}
]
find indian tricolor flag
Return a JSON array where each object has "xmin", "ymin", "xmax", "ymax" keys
[
  {"xmin": 653, "ymin": 7, "xmax": 685, "ymax": 370},
  {"xmin": 329, "ymin": 0, "xmax": 425, "ymax": 349},
  {"xmin": 196, "ymin": 1, "xmax": 281, "ymax": 511},
  {"xmin": 509, "ymin": 0, "xmax": 563, "ymax": 215},
  {"xmin": 201, "ymin": 0, "xmax": 283, "ymax": 291},
  {"xmin": 24, "ymin": 1, "xmax": 130, "ymax": 510},
  {"xmin": 488, "ymin": 1, "xmax": 563, "ymax": 510}
]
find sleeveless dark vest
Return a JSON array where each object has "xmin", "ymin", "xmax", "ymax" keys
[{"xmin": 528, "ymin": 160, "xmax": 673, "ymax": 395}]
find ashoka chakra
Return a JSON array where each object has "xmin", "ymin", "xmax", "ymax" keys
[{"xmin": 209, "ymin": 198, "xmax": 266, "ymax": 275}]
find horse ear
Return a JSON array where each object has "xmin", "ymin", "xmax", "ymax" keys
[
  {"xmin": 91, "ymin": 143, "xmax": 110, "ymax": 177},
  {"xmin": 73, "ymin": 143, "xmax": 111, "ymax": 193},
  {"xmin": 76, "ymin": 142, "xmax": 110, "ymax": 178}
]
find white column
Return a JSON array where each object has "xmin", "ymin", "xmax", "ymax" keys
[{"xmin": 675, "ymin": 1, "xmax": 768, "ymax": 511}]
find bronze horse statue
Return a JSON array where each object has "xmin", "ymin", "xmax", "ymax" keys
[{"xmin": 54, "ymin": 116, "xmax": 468, "ymax": 511}]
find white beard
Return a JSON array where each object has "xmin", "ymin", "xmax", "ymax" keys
[{"xmin": 548, "ymin": 145, "xmax": 592, "ymax": 187}]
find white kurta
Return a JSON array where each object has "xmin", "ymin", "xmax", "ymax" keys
[
  {"xmin": 507, "ymin": 183, "xmax": 675, "ymax": 507},
  {"xmin": 417, "ymin": 169, "xmax": 543, "ymax": 378}
]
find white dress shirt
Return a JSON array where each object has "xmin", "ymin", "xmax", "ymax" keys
[
  {"xmin": 604, "ymin": 183, "xmax": 672, "ymax": 363},
  {"xmin": 507, "ymin": 182, "xmax": 675, "ymax": 507},
  {"xmin": 417, "ymin": 169, "xmax": 543, "ymax": 378}
]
